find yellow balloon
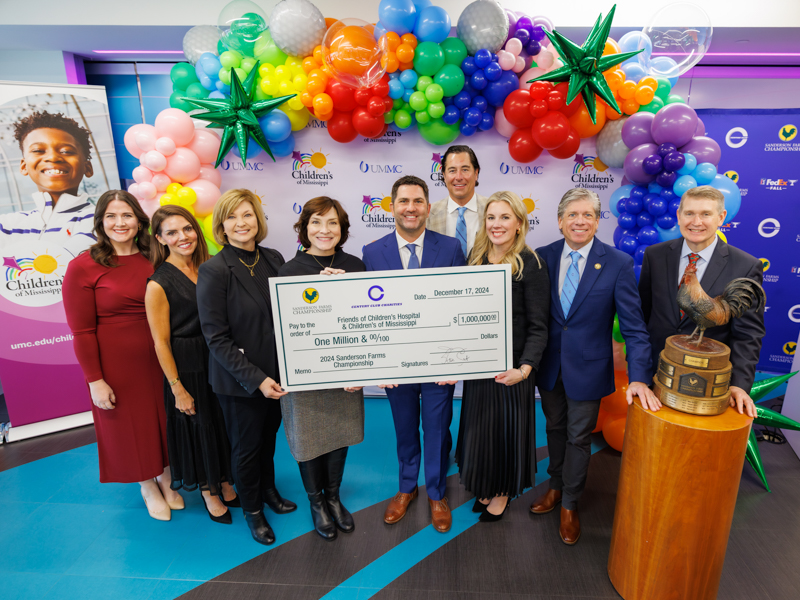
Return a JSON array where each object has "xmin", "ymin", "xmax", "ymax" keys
[
  {"xmin": 279, "ymin": 105, "xmax": 311, "ymax": 131},
  {"xmin": 716, "ymin": 229, "xmax": 727, "ymax": 243},
  {"xmin": 185, "ymin": 205, "xmax": 196, "ymax": 216},
  {"xmin": 258, "ymin": 63, "xmax": 275, "ymax": 78},
  {"xmin": 206, "ymin": 235, "xmax": 222, "ymax": 255},
  {"xmin": 202, "ymin": 214, "xmax": 215, "ymax": 240},
  {"xmin": 292, "ymin": 73, "xmax": 308, "ymax": 91},
  {"xmin": 166, "ymin": 183, "xmax": 182, "ymax": 195},
  {"xmin": 274, "ymin": 65, "xmax": 292, "ymax": 81},
  {"xmin": 160, "ymin": 193, "xmax": 177, "ymax": 206},
  {"xmin": 260, "ymin": 75, "xmax": 278, "ymax": 96},
  {"xmin": 177, "ymin": 187, "xmax": 197, "ymax": 205},
  {"xmin": 287, "ymin": 97, "xmax": 304, "ymax": 111},
  {"xmin": 278, "ymin": 80, "xmax": 294, "ymax": 96},
  {"xmin": 285, "ymin": 55, "xmax": 302, "ymax": 68}
]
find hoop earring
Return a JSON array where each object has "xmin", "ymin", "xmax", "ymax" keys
[{"xmin": 138, "ymin": 224, "xmax": 142, "ymax": 231}]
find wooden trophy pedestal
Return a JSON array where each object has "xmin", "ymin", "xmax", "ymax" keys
[{"xmin": 653, "ymin": 335, "xmax": 733, "ymax": 416}]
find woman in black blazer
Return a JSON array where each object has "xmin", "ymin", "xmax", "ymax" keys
[
  {"xmin": 197, "ymin": 188, "xmax": 296, "ymax": 545},
  {"xmin": 455, "ymin": 191, "xmax": 550, "ymax": 522}
]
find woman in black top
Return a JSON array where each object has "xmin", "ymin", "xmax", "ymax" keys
[
  {"xmin": 278, "ymin": 197, "xmax": 365, "ymax": 540},
  {"xmin": 196, "ymin": 189, "xmax": 296, "ymax": 545},
  {"xmin": 456, "ymin": 191, "xmax": 550, "ymax": 522}
]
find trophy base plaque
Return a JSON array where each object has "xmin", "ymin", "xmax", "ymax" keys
[{"xmin": 653, "ymin": 336, "xmax": 733, "ymax": 416}]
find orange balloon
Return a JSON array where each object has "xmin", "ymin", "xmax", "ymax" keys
[
  {"xmin": 593, "ymin": 408, "xmax": 610, "ymax": 433},
  {"xmin": 398, "ymin": 60, "xmax": 414, "ymax": 71},
  {"xmin": 325, "ymin": 18, "xmax": 338, "ymax": 30},
  {"xmin": 601, "ymin": 371, "xmax": 630, "ymax": 415},
  {"xmin": 622, "ymin": 98, "xmax": 639, "ymax": 115},
  {"xmin": 383, "ymin": 53, "xmax": 400, "ymax": 73},
  {"xmin": 313, "ymin": 92, "xmax": 333, "ymax": 114},
  {"xmin": 300, "ymin": 92, "xmax": 315, "ymax": 108},
  {"xmin": 618, "ymin": 80, "xmax": 637, "ymax": 100},
  {"xmin": 386, "ymin": 32, "xmax": 401, "ymax": 52},
  {"xmin": 307, "ymin": 76, "xmax": 327, "ymax": 96},
  {"xmin": 603, "ymin": 38, "xmax": 621, "ymax": 56},
  {"xmin": 400, "ymin": 33, "xmax": 417, "ymax": 49},
  {"xmin": 330, "ymin": 24, "xmax": 381, "ymax": 77},
  {"xmin": 315, "ymin": 109, "xmax": 333, "ymax": 122},
  {"xmin": 604, "ymin": 70, "xmax": 624, "ymax": 92},
  {"xmin": 602, "ymin": 414, "xmax": 627, "ymax": 452},
  {"xmin": 568, "ymin": 99, "xmax": 606, "ymax": 138},
  {"xmin": 396, "ymin": 43, "xmax": 414, "ymax": 63},
  {"xmin": 302, "ymin": 57, "xmax": 318, "ymax": 74},
  {"xmin": 605, "ymin": 102, "xmax": 623, "ymax": 120},
  {"xmin": 635, "ymin": 85, "xmax": 655, "ymax": 105},
  {"xmin": 313, "ymin": 46, "xmax": 325, "ymax": 65},
  {"xmin": 639, "ymin": 76, "xmax": 658, "ymax": 90}
]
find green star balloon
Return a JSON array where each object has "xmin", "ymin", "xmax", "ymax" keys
[
  {"xmin": 528, "ymin": 4, "xmax": 644, "ymax": 123},
  {"xmin": 181, "ymin": 62, "xmax": 296, "ymax": 167},
  {"xmin": 750, "ymin": 371, "xmax": 797, "ymax": 402}
]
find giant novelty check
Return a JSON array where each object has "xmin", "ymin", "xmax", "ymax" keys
[{"xmin": 269, "ymin": 265, "xmax": 512, "ymax": 391}]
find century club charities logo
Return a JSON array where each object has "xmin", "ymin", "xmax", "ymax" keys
[
  {"xmin": 764, "ymin": 124, "xmax": 800, "ymax": 152},
  {"xmin": 760, "ymin": 177, "xmax": 796, "ymax": 191},
  {"xmin": 429, "ymin": 153, "xmax": 446, "ymax": 187},
  {"xmin": 758, "ymin": 218, "xmax": 780, "ymax": 238},
  {"xmin": 1, "ymin": 242, "xmax": 70, "ymax": 307},
  {"xmin": 368, "ymin": 285, "xmax": 384, "ymax": 301},
  {"xmin": 361, "ymin": 194, "xmax": 395, "ymax": 229},
  {"xmin": 759, "ymin": 258, "xmax": 779, "ymax": 283},
  {"xmin": 359, "ymin": 161, "xmax": 403, "ymax": 174},
  {"xmin": 302, "ymin": 288, "xmax": 319, "ymax": 304},
  {"xmin": 725, "ymin": 127, "xmax": 748, "ymax": 149},
  {"xmin": 789, "ymin": 304, "xmax": 800, "ymax": 324},
  {"xmin": 291, "ymin": 148, "xmax": 333, "ymax": 186}
]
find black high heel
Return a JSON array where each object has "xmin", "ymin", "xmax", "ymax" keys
[
  {"xmin": 222, "ymin": 494, "xmax": 241, "ymax": 508},
  {"xmin": 203, "ymin": 494, "xmax": 232, "ymax": 524},
  {"xmin": 472, "ymin": 498, "xmax": 489, "ymax": 513},
  {"xmin": 479, "ymin": 498, "xmax": 509, "ymax": 522}
]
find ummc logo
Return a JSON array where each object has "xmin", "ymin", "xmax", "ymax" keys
[
  {"xmin": 219, "ymin": 160, "xmax": 264, "ymax": 170},
  {"xmin": 758, "ymin": 218, "xmax": 780, "ymax": 238},
  {"xmin": 368, "ymin": 285, "xmax": 384, "ymax": 301},
  {"xmin": 500, "ymin": 163, "xmax": 544, "ymax": 175},
  {"xmin": 360, "ymin": 161, "xmax": 403, "ymax": 174},
  {"xmin": 725, "ymin": 127, "xmax": 748, "ymax": 148},
  {"xmin": 779, "ymin": 124, "xmax": 797, "ymax": 142}
]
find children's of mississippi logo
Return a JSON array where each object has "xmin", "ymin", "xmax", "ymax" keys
[
  {"xmin": 2, "ymin": 246, "xmax": 69, "ymax": 307},
  {"xmin": 291, "ymin": 149, "xmax": 333, "ymax": 186},
  {"xmin": 522, "ymin": 195, "xmax": 540, "ymax": 230},
  {"xmin": 571, "ymin": 154, "xmax": 614, "ymax": 189},
  {"xmin": 429, "ymin": 153, "xmax": 446, "ymax": 186},
  {"xmin": 302, "ymin": 288, "xmax": 320, "ymax": 304},
  {"xmin": 361, "ymin": 195, "xmax": 395, "ymax": 228}
]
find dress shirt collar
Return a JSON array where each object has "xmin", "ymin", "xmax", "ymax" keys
[
  {"xmin": 561, "ymin": 237, "xmax": 594, "ymax": 262},
  {"xmin": 681, "ymin": 236, "xmax": 717, "ymax": 264},
  {"xmin": 447, "ymin": 194, "xmax": 478, "ymax": 214},
  {"xmin": 396, "ymin": 229, "xmax": 425, "ymax": 250}
]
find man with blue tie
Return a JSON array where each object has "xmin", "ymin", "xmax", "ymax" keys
[
  {"xmin": 362, "ymin": 175, "xmax": 466, "ymax": 532},
  {"xmin": 533, "ymin": 188, "xmax": 659, "ymax": 545}
]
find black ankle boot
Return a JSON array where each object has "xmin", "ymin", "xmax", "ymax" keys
[
  {"xmin": 244, "ymin": 510, "xmax": 275, "ymax": 545},
  {"xmin": 298, "ymin": 458, "xmax": 337, "ymax": 540},
  {"xmin": 263, "ymin": 487, "xmax": 297, "ymax": 514},
  {"xmin": 324, "ymin": 448, "xmax": 354, "ymax": 533}
]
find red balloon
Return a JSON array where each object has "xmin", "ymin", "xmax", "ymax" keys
[
  {"xmin": 354, "ymin": 88, "xmax": 371, "ymax": 106},
  {"xmin": 531, "ymin": 111, "xmax": 570, "ymax": 150},
  {"xmin": 529, "ymin": 99, "xmax": 548, "ymax": 118},
  {"xmin": 546, "ymin": 90, "xmax": 564, "ymax": 111},
  {"xmin": 556, "ymin": 82, "xmax": 582, "ymax": 117},
  {"xmin": 327, "ymin": 110, "xmax": 358, "ymax": 143},
  {"xmin": 508, "ymin": 128, "xmax": 543, "ymax": 163},
  {"xmin": 371, "ymin": 79, "xmax": 390, "ymax": 97},
  {"xmin": 502, "ymin": 89, "xmax": 534, "ymax": 129},
  {"xmin": 326, "ymin": 80, "xmax": 356, "ymax": 112},
  {"xmin": 352, "ymin": 106, "xmax": 384, "ymax": 138},
  {"xmin": 367, "ymin": 96, "xmax": 386, "ymax": 117},
  {"xmin": 383, "ymin": 97, "xmax": 394, "ymax": 112},
  {"xmin": 529, "ymin": 81, "xmax": 551, "ymax": 101},
  {"xmin": 548, "ymin": 127, "xmax": 581, "ymax": 159}
]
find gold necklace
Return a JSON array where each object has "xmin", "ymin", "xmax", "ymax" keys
[
  {"xmin": 309, "ymin": 252, "xmax": 335, "ymax": 269},
  {"xmin": 238, "ymin": 250, "xmax": 259, "ymax": 276}
]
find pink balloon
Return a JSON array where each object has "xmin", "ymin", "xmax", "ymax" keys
[
  {"xmin": 151, "ymin": 173, "xmax": 172, "ymax": 192},
  {"xmin": 127, "ymin": 182, "xmax": 140, "ymax": 199},
  {"xmin": 154, "ymin": 108, "xmax": 196, "ymax": 146},
  {"xmin": 505, "ymin": 38, "xmax": 523, "ymax": 56},
  {"xmin": 132, "ymin": 165, "xmax": 153, "ymax": 183},
  {"xmin": 138, "ymin": 181, "xmax": 157, "ymax": 200},
  {"xmin": 123, "ymin": 124, "xmax": 156, "ymax": 157},
  {"xmin": 139, "ymin": 198, "xmax": 160, "ymax": 219},
  {"xmin": 155, "ymin": 137, "xmax": 177, "ymax": 156},
  {"xmin": 494, "ymin": 107, "xmax": 517, "ymax": 138},
  {"xmin": 519, "ymin": 67, "xmax": 545, "ymax": 90},
  {"xmin": 139, "ymin": 153, "xmax": 147, "ymax": 166},
  {"xmin": 185, "ymin": 179, "xmax": 221, "ymax": 217},
  {"xmin": 144, "ymin": 150, "xmax": 167, "ymax": 172},
  {"xmin": 164, "ymin": 147, "xmax": 201, "ymax": 183},
  {"xmin": 198, "ymin": 164, "xmax": 222, "ymax": 187},
  {"xmin": 184, "ymin": 129, "xmax": 221, "ymax": 164},
  {"xmin": 497, "ymin": 50, "xmax": 516, "ymax": 71},
  {"xmin": 513, "ymin": 56, "xmax": 526, "ymax": 73},
  {"xmin": 135, "ymin": 130, "xmax": 157, "ymax": 152},
  {"xmin": 536, "ymin": 49, "xmax": 554, "ymax": 69}
]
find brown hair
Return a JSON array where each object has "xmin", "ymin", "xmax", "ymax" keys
[
  {"xmin": 391, "ymin": 175, "xmax": 429, "ymax": 203},
  {"xmin": 293, "ymin": 196, "xmax": 351, "ymax": 251},
  {"xmin": 13, "ymin": 110, "xmax": 92, "ymax": 159},
  {"xmin": 150, "ymin": 205, "xmax": 210, "ymax": 271},
  {"xmin": 211, "ymin": 188, "xmax": 268, "ymax": 246},
  {"xmin": 89, "ymin": 190, "xmax": 151, "ymax": 268}
]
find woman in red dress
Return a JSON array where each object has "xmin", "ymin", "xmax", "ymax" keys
[{"xmin": 63, "ymin": 190, "xmax": 182, "ymax": 521}]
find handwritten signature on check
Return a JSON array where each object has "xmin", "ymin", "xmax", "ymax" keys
[{"xmin": 439, "ymin": 347, "xmax": 470, "ymax": 364}]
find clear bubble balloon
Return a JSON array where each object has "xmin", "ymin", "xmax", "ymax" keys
[
  {"xmin": 642, "ymin": 2, "xmax": 713, "ymax": 77},
  {"xmin": 183, "ymin": 25, "xmax": 221, "ymax": 65},
  {"xmin": 323, "ymin": 19, "xmax": 388, "ymax": 89},
  {"xmin": 269, "ymin": 0, "xmax": 327, "ymax": 58},
  {"xmin": 457, "ymin": 0, "xmax": 510, "ymax": 55},
  {"xmin": 217, "ymin": 0, "xmax": 270, "ymax": 57}
]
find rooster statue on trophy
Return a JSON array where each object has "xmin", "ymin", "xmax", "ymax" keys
[{"xmin": 652, "ymin": 261, "xmax": 766, "ymax": 415}]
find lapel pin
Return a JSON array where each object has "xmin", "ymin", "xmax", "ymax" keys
[{"xmin": 594, "ymin": 263, "xmax": 601, "ymax": 270}]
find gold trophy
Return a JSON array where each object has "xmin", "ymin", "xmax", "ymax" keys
[{"xmin": 652, "ymin": 262, "xmax": 766, "ymax": 415}]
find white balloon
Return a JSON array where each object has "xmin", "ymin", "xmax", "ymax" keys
[
  {"xmin": 269, "ymin": 0, "xmax": 327, "ymax": 58},
  {"xmin": 183, "ymin": 25, "xmax": 221, "ymax": 65},
  {"xmin": 457, "ymin": 0, "xmax": 509, "ymax": 55},
  {"xmin": 596, "ymin": 117, "xmax": 631, "ymax": 169}
]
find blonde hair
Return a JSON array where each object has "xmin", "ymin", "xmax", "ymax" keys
[
  {"xmin": 470, "ymin": 191, "xmax": 540, "ymax": 279},
  {"xmin": 211, "ymin": 188, "xmax": 268, "ymax": 246}
]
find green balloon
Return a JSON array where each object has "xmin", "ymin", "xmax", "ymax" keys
[
  {"xmin": 408, "ymin": 91, "xmax": 428, "ymax": 112},
  {"xmin": 385, "ymin": 109, "xmax": 396, "ymax": 124},
  {"xmin": 169, "ymin": 91, "xmax": 194, "ymax": 113},
  {"xmin": 434, "ymin": 64, "xmax": 465, "ymax": 97},
  {"xmin": 258, "ymin": 43, "xmax": 287, "ymax": 67},
  {"xmin": 427, "ymin": 101, "xmax": 445, "ymax": 119},
  {"xmin": 217, "ymin": 40, "xmax": 228, "ymax": 55},
  {"xmin": 393, "ymin": 98, "xmax": 405, "ymax": 110},
  {"xmin": 418, "ymin": 118, "xmax": 460, "ymax": 146},
  {"xmin": 416, "ymin": 76, "xmax": 433, "ymax": 92},
  {"xmin": 654, "ymin": 77, "xmax": 671, "ymax": 101},
  {"xmin": 666, "ymin": 94, "xmax": 685, "ymax": 105},
  {"xmin": 170, "ymin": 63, "xmax": 199, "ymax": 90},
  {"xmin": 440, "ymin": 37, "xmax": 468, "ymax": 66},
  {"xmin": 220, "ymin": 50, "xmax": 242, "ymax": 70},
  {"xmin": 639, "ymin": 96, "xmax": 665, "ymax": 114},
  {"xmin": 186, "ymin": 82, "xmax": 210, "ymax": 99},
  {"xmin": 219, "ymin": 68, "xmax": 232, "ymax": 85},
  {"xmin": 415, "ymin": 111, "xmax": 431, "ymax": 125},
  {"xmin": 413, "ymin": 41, "xmax": 445, "ymax": 77},
  {"xmin": 612, "ymin": 314, "xmax": 624, "ymax": 343},
  {"xmin": 394, "ymin": 109, "xmax": 413, "ymax": 130},
  {"xmin": 254, "ymin": 85, "xmax": 269, "ymax": 101},
  {"xmin": 425, "ymin": 83, "xmax": 444, "ymax": 103},
  {"xmin": 241, "ymin": 57, "xmax": 257, "ymax": 74}
]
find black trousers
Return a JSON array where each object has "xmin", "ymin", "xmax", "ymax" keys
[
  {"xmin": 218, "ymin": 392, "xmax": 282, "ymax": 512},
  {"xmin": 539, "ymin": 371, "xmax": 601, "ymax": 511}
]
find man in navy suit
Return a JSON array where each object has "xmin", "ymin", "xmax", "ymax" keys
[
  {"xmin": 532, "ymin": 188, "xmax": 659, "ymax": 545},
  {"xmin": 362, "ymin": 175, "xmax": 466, "ymax": 533}
]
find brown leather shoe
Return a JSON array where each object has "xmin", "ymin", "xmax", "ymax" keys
[
  {"xmin": 559, "ymin": 507, "xmax": 580, "ymax": 545},
  {"xmin": 383, "ymin": 488, "xmax": 418, "ymax": 524},
  {"xmin": 429, "ymin": 497, "xmax": 452, "ymax": 533},
  {"xmin": 530, "ymin": 488, "xmax": 562, "ymax": 514}
]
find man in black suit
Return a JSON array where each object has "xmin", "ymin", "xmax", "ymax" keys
[{"xmin": 639, "ymin": 185, "xmax": 764, "ymax": 417}]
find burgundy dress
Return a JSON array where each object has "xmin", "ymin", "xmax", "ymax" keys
[{"xmin": 63, "ymin": 251, "xmax": 168, "ymax": 483}]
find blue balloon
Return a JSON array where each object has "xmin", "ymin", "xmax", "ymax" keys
[
  {"xmin": 464, "ymin": 107, "xmax": 482, "ymax": 127},
  {"xmin": 470, "ymin": 95, "xmax": 488, "ymax": 112},
  {"xmin": 209, "ymin": 90, "xmax": 225, "ymax": 99},
  {"xmin": 618, "ymin": 31, "xmax": 653, "ymax": 59},
  {"xmin": 389, "ymin": 71, "xmax": 400, "ymax": 80},
  {"xmin": 648, "ymin": 182, "xmax": 664, "ymax": 194},
  {"xmin": 199, "ymin": 53, "xmax": 222, "ymax": 77},
  {"xmin": 626, "ymin": 196, "xmax": 644, "ymax": 215},
  {"xmin": 413, "ymin": 0, "xmax": 432, "ymax": 9},
  {"xmin": 621, "ymin": 61, "xmax": 647, "ymax": 84},
  {"xmin": 610, "ymin": 185, "xmax": 635, "ymax": 218},
  {"xmin": 442, "ymin": 96, "xmax": 453, "ymax": 105},
  {"xmin": 474, "ymin": 49, "xmax": 492, "ymax": 69},
  {"xmin": 373, "ymin": 21, "xmax": 388, "ymax": 41},
  {"xmin": 618, "ymin": 213, "xmax": 637, "ymax": 230},
  {"xmin": 636, "ymin": 212, "xmax": 654, "ymax": 228},
  {"xmin": 648, "ymin": 197, "xmax": 668, "ymax": 217},
  {"xmin": 388, "ymin": 79, "xmax": 405, "ymax": 99},
  {"xmin": 613, "ymin": 226, "xmax": 625, "ymax": 248},
  {"xmin": 662, "ymin": 151, "xmax": 685, "ymax": 172},
  {"xmin": 453, "ymin": 90, "xmax": 471, "ymax": 109},
  {"xmin": 461, "ymin": 56, "xmax": 477, "ymax": 76},
  {"xmin": 661, "ymin": 188, "xmax": 677, "ymax": 202},
  {"xmin": 619, "ymin": 235, "xmax": 639, "ymax": 255},
  {"xmin": 231, "ymin": 137, "xmax": 263, "ymax": 159},
  {"xmin": 673, "ymin": 174, "xmax": 698, "ymax": 197},
  {"xmin": 470, "ymin": 70, "xmax": 487, "ymax": 91},
  {"xmin": 378, "ymin": 0, "xmax": 418, "ymax": 36},
  {"xmin": 656, "ymin": 213, "xmax": 676, "ymax": 229},
  {"xmin": 270, "ymin": 133, "xmax": 295, "ymax": 158},
  {"xmin": 643, "ymin": 193, "xmax": 660, "ymax": 211},
  {"xmin": 478, "ymin": 112, "xmax": 494, "ymax": 131},
  {"xmin": 638, "ymin": 226, "xmax": 660, "ymax": 246},
  {"xmin": 677, "ymin": 153, "xmax": 697, "ymax": 175},
  {"xmin": 459, "ymin": 122, "xmax": 477, "ymax": 136},
  {"xmin": 413, "ymin": 6, "xmax": 451, "ymax": 43},
  {"xmin": 403, "ymin": 88, "xmax": 413, "ymax": 102},
  {"xmin": 197, "ymin": 72, "xmax": 215, "ymax": 91},
  {"xmin": 484, "ymin": 62, "xmax": 503, "ymax": 82},
  {"xmin": 668, "ymin": 199, "xmax": 681, "ymax": 215},
  {"xmin": 462, "ymin": 81, "xmax": 479, "ymax": 97},
  {"xmin": 216, "ymin": 81, "xmax": 231, "ymax": 94},
  {"xmin": 634, "ymin": 245, "xmax": 647, "ymax": 265},
  {"xmin": 258, "ymin": 111, "xmax": 292, "ymax": 143},
  {"xmin": 526, "ymin": 40, "xmax": 541, "ymax": 56},
  {"xmin": 399, "ymin": 69, "xmax": 418, "ymax": 88},
  {"xmin": 650, "ymin": 56, "xmax": 680, "ymax": 87},
  {"xmin": 711, "ymin": 173, "xmax": 742, "ymax": 224},
  {"xmin": 442, "ymin": 105, "xmax": 460, "ymax": 125},
  {"xmin": 693, "ymin": 162, "xmax": 718, "ymax": 185},
  {"xmin": 656, "ymin": 223, "xmax": 682, "ymax": 242},
  {"xmin": 631, "ymin": 186, "xmax": 648, "ymax": 200},
  {"xmin": 483, "ymin": 70, "xmax": 519, "ymax": 107},
  {"xmin": 616, "ymin": 198, "xmax": 628, "ymax": 216}
]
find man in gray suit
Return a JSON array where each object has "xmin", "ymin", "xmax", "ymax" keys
[{"xmin": 427, "ymin": 145, "xmax": 489, "ymax": 261}]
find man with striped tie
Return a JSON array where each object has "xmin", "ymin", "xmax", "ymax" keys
[
  {"xmin": 533, "ymin": 188, "xmax": 658, "ymax": 545},
  {"xmin": 427, "ymin": 145, "xmax": 488, "ymax": 261}
]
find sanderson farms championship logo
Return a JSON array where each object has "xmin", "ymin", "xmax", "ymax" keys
[{"xmin": 1, "ymin": 242, "xmax": 72, "ymax": 307}]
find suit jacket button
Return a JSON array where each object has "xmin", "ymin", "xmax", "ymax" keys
[{"xmin": 563, "ymin": 326, "xmax": 568, "ymax": 331}]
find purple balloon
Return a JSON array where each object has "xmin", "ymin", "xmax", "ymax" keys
[
  {"xmin": 621, "ymin": 176, "xmax": 633, "ymax": 186},
  {"xmin": 515, "ymin": 28, "xmax": 530, "ymax": 46},
  {"xmin": 695, "ymin": 117, "xmax": 705, "ymax": 136},
  {"xmin": 505, "ymin": 9, "xmax": 518, "ymax": 36},
  {"xmin": 658, "ymin": 143, "xmax": 677, "ymax": 157},
  {"xmin": 651, "ymin": 103, "xmax": 699, "ymax": 147},
  {"xmin": 679, "ymin": 136, "xmax": 722, "ymax": 167},
  {"xmin": 642, "ymin": 154, "xmax": 663, "ymax": 175},
  {"xmin": 516, "ymin": 16, "xmax": 534, "ymax": 32},
  {"xmin": 662, "ymin": 151, "xmax": 685, "ymax": 172},
  {"xmin": 624, "ymin": 143, "xmax": 659, "ymax": 185},
  {"xmin": 622, "ymin": 112, "xmax": 655, "ymax": 148},
  {"xmin": 656, "ymin": 170, "xmax": 677, "ymax": 188},
  {"xmin": 533, "ymin": 16, "xmax": 553, "ymax": 32},
  {"xmin": 526, "ymin": 40, "xmax": 541, "ymax": 55}
]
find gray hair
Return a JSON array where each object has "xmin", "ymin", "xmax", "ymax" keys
[
  {"xmin": 557, "ymin": 188, "xmax": 601, "ymax": 220},
  {"xmin": 678, "ymin": 185, "xmax": 725, "ymax": 214}
]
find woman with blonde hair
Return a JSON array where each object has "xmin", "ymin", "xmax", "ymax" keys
[
  {"xmin": 145, "ymin": 204, "xmax": 238, "ymax": 524},
  {"xmin": 456, "ymin": 191, "xmax": 550, "ymax": 521},
  {"xmin": 196, "ymin": 189, "xmax": 295, "ymax": 545}
]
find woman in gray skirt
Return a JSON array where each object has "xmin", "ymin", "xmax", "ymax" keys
[{"xmin": 277, "ymin": 196, "xmax": 365, "ymax": 540}]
